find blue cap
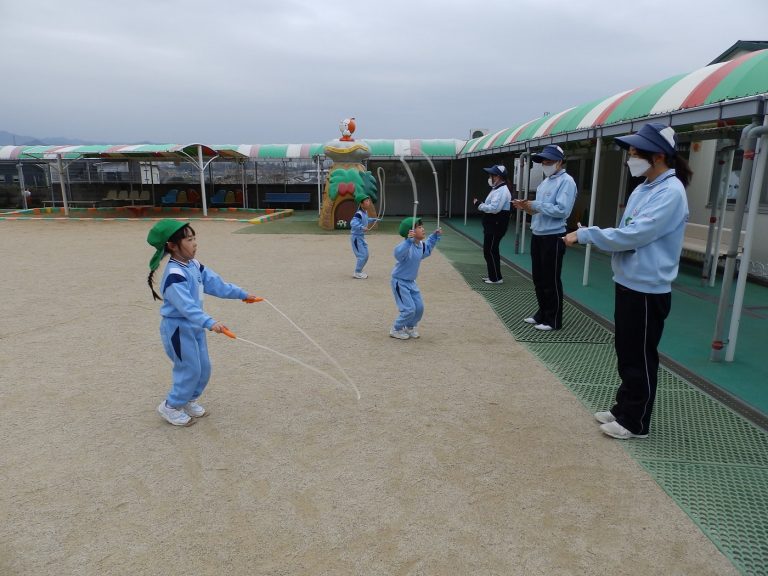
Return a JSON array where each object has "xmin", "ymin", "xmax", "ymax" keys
[
  {"xmin": 483, "ymin": 165, "xmax": 507, "ymax": 177},
  {"xmin": 616, "ymin": 123, "xmax": 677, "ymax": 156},
  {"xmin": 532, "ymin": 144, "xmax": 565, "ymax": 163}
]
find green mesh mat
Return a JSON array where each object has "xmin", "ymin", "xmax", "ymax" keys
[{"xmin": 440, "ymin": 241, "xmax": 768, "ymax": 576}]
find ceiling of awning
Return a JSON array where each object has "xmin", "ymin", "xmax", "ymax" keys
[
  {"xmin": 461, "ymin": 48, "xmax": 768, "ymax": 156},
  {"xmin": 0, "ymin": 143, "xmax": 248, "ymax": 162}
]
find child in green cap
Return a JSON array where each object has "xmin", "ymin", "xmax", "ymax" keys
[
  {"xmin": 350, "ymin": 191, "xmax": 380, "ymax": 279},
  {"xmin": 389, "ymin": 217, "xmax": 441, "ymax": 340},
  {"xmin": 146, "ymin": 220, "xmax": 258, "ymax": 426}
]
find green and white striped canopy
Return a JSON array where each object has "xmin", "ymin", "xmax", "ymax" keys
[{"xmin": 461, "ymin": 48, "xmax": 768, "ymax": 156}]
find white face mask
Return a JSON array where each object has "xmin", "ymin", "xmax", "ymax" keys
[
  {"xmin": 627, "ymin": 157, "xmax": 651, "ymax": 178},
  {"xmin": 488, "ymin": 177, "xmax": 494, "ymax": 186},
  {"xmin": 541, "ymin": 163, "xmax": 558, "ymax": 177}
]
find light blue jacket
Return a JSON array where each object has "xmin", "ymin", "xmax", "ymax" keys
[
  {"xmin": 478, "ymin": 184, "xmax": 511, "ymax": 213},
  {"xmin": 530, "ymin": 169, "xmax": 577, "ymax": 235},
  {"xmin": 391, "ymin": 233, "xmax": 441, "ymax": 281},
  {"xmin": 350, "ymin": 208, "xmax": 379, "ymax": 237},
  {"xmin": 576, "ymin": 170, "xmax": 689, "ymax": 294},
  {"xmin": 159, "ymin": 258, "xmax": 247, "ymax": 329}
]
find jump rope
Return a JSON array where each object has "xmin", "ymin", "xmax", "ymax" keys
[
  {"xmin": 221, "ymin": 297, "xmax": 361, "ymax": 401},
  {"xmin": 217, "ymin": 155, "xmax": 439, "ymax": 402}
]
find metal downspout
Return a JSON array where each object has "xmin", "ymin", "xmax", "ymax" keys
[
  {"xmin": 463, "ymin": 157, "xmax": 469, "ymax": 226},
  {"xmin": 710, "ymin": 110, "xmax": 763, "ymax": 361},
  {"xmin": 582, "ymin": 137, "xmax": 602, "ymax": 285},
  {"xmin": 725, "ymin": 115, "xmax": 768, "ymax": 361},
  {"xmin": 520, "ymin": 148, "xmax": 532, "ymax": 254},
  {"xmin": 515, "ymin": 152, "xmax": 529, "ymax": 254}
]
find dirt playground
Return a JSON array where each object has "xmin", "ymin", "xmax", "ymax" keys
[{"xmin": 0, "ymin": 219, "xmax": 738, "ymax": 575}]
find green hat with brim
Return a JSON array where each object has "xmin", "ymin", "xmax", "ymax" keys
[
  {"xmin": 399, "ymin": 217, "xmax": 422, "ymax": 238},
  {"xmin": 354, "ymin": 191, "xmax": 370, "ymax": 204},
  {"xmin": 147, "ymin": 219, "xmax": 188, "ymax": 271}
]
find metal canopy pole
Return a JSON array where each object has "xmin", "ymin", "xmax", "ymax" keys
[
  {"xmin": 463, "ymin": 157, "xmax": 469, "ymax": 225},
  {"xmin": 582, "ymin": 136, "xmax": 603, "ymax": 286},
  {"xmin": 56, "ymin": 154, "xmax": 70, "ymax": 216},
  {"xmin": 316, "ymin": 155, "xmax": 322, "ymax": 215},
  {"xmin": 199, "ymin": 145, "xmax": 208, "ymax": 216}
]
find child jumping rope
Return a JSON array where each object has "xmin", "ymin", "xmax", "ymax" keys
[
  {"xmin": 389, "ymin": 217, "xmax": 441, "ymax": 340},
  {"xmin": 350, "ymin": 191, "xmax": 380, "ymax": 279},
  {"xmin": 146, "ymin": 220, "xmax": 258, "ymax": 426}
]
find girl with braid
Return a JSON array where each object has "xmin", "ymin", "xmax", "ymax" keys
[{"xmin": 147, "ymin": 220, "xmax": 258, "ymax": 426}]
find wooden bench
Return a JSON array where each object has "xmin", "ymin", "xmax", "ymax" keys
[
  {"xmin": 264, "ymin": 192, "xmax": 311, "ymax": 207},
  {"xmin": 682, "ymin": 222, "xmax": 745, "ymax": 262}
]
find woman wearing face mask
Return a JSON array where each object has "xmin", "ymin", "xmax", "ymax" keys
[
  {"xmin": 513, "ymin": 144, "xmax": 577, "ymax": 331},
  {"xmin": 473, "ymin": 165, "xmax": 512, "ymax": 284},
  {"xmin": 563, "ymin": 123, "xmax": 692, "ymax": 440}
]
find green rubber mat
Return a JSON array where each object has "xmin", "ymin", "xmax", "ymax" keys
[{"xmin": 439, "ymin": 236, "xmax": 768, "ymax": 576}]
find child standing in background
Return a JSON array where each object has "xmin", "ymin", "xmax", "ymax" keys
[
  {"xmin": 350, "ymin": 191, "xmax": 380, "ymax": 279},
  {"xmin": 389, "ymin": 217, "xmax": 441, "ymax": 340},
  {"xmin": 146, "ymin": 219, "xmax": 258, "ymax": 427}
]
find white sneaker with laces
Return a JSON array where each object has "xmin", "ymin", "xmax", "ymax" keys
[
  {"xmin": 594, "ymin": 410, "xmax": 616, "ymax": 424},
  {"xmin": 184, "ymin": 401, "xmax": 207, "ymax": 418},
  {"xmin": 599, "ymin": 420, "xmax": 648, "ymax": 439},
  {"xmin": 353, "ymin": 272, "xmax": 368, "ymax": 279},
  {"xmin": 405, "ymin": 327, "xmax": 420, "ymax": 339},
  {"xmin": 389, "ymin": 328, "xmax": 410, "ymax": 340},
  {"xmin": 523, "ymin": 317, "xmax": 537, "ymax": 324},
  {"xmin": 484, "ymin": 278, "xmax": 503, "ymax": 284},
  {"xmin": 157, "ymin": 401, "xmax": 193, "ymax": 426},
  {"xmin": 481, "ymin": 277, "xmax": 490, "ymax": 282},
  {"xmin": 534, "ymin": 323, "xmax": 553, "ymax": 331}
]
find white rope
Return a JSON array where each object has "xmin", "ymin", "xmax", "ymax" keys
[{"xmin": 263, "ymin": 299, "xmax": 361, "ymax": 400}]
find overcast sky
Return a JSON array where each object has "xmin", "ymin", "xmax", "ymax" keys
[{"xmin": 2, "ymin": 0, "xmax": 767, "ymax": 145}]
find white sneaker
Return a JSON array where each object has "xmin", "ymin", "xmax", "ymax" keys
[
  {"xmin": 481, "ymin": 276, "xmax": 490, "ymax": 281},
  {"xmin": 184, "ymin": 401, "xmax": 207, "ymax": 418},
  {"xmin": 483, "ymin": 278, "xmax": 503, "ymax": 284},
  {"xmin": 353, "ymin": 272, "xmax": 368, "ymax": 279},
  {"xmin": 405, "ymin": 327, "xmax": 420, "ymax": 339},
  {"xmin": 534, "ymin": 323, "xmax": 553, "ymax": 331},
  {"xmin": 389, "ymin": 328, "xmax": 410, "ymax": 340},
  {"xmin": 523, "ymin": 317, "xmax": 537, "ymax": 324},
  {"xmin": 599, "ymin": 420, "xmax": 648, "ymax": 439},
  {"xmin": 594, "ymin": 410, "xmax": 616, "ymax": 424},
  {"xmin": 157, "ymin": 401, "xmax": 193, "ymax": 426}
]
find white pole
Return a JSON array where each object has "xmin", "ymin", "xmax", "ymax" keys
[
  {"xmin": 614, "ymin": 149, "xmax": 628, "ymax": 227},
  {"xmin": 710, "ymin": 149, "xmax": 734, "ymax": 287},
  {"xmin": 582, "ymin": 137, "xmax": 603, "ymax": 286},
  {"xmin": 464, "ymin": 157, "xmax": 469, "ymax": 225},
  {"xmin": 725, "ymin": 120, "xmax": 768, "ymax": 361},
  {"xmin": 198, "ymin": 145, "xmax": 208, "ymax": 217},
  {"xmin": 521, "ymin": 154, "xmax": 531, "ymax": 254},
  {"xmin": 56, "ymin": 154, "xmax": 70, "ymax": 216}
]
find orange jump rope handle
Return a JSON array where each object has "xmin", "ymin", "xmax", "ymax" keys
[
  {"xmin": 243, "ymin": 296, "xmax": 264, "ymax": 303},
  {"xmin": 220, "ymin": 327, "xmax": 237, "ymax": 339}
]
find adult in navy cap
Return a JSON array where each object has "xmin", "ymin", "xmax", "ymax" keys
[
  {"xmin": 563, "ymin": 123, "xmax": 692, "ymax": 440},
  {"xmin": 513, "ymin": 144, "xmax": 577, "ymax": 331},
  {"xmin": 473, "ymin": 164, "xmax": 512, "ymax": 284}
]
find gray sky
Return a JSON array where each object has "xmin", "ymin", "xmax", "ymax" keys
[{"xmin": 2, "ymin": 0, "xmax": 767, "ymax": 145}]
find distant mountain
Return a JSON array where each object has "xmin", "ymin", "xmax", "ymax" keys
[{"xmin": 0, "ymin": 130, "xmax": 156, "ymax": 146}]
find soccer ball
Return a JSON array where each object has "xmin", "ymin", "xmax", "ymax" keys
[{"xmin": 336, "ymin": 219, "xmax": 348, "ymax": 229}]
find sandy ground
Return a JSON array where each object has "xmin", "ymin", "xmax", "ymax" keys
[{"xmin": 0, "ymin": 220, "xmax": 738, "ymax": 576}]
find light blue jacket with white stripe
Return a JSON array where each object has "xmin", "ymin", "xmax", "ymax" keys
[
  {"xmin": 529, "ymin": 169, "xmax": 577, "ymax": 235},
  {"xmin": 576, "ymin": 169, "xmax": 689, "ymax": 294}
]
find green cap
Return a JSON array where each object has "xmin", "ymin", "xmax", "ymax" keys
[
  {"xmin": 398, "ymin": 217, "xmax": 422, "ymax": 238},
  {"xmin": 354, "ymin": 190, "xmax": 370, "ymax": 204},
  {"xmin": 147, "ymin": 219, "xmax": 188, "ymax": 271}
]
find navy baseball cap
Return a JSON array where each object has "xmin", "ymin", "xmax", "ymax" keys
[
  {"xmin": 615, "ymin": 123, "xmax": 677, "ymax": 156},
  {"xmin": 483, "ymin": 165, "xmax": 507, "ymax": 177},
  {"xmin": 532, "ymin": 144, "xmax": 565, "ymax": 163}
]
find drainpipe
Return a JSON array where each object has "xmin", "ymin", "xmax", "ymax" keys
[
  {"xmin": 515, "ymin": 151, "xmax": 529, "ymax": 254},
  {"xmin": 725, "ymin": 114, "xmax": 768, "ymax": 361},
  {"xmin": 710, "ymin": 110, "xmax": 764, "ymax": 361},
  {"xmin": 198, "ymin": 145, "xmax": 208, "ymax": 217},
  {"xmin": 706, "ymin": 146, "xmax": 735, "ymax": 286},
  {"xmin": 582, "ymin": 136, "xmax": 602, "ymax": 285}
]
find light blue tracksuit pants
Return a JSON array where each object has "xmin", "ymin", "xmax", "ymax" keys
[
  {"xmin": 351, "ymin": 235, "xmax": 369, "ymax": 273},
  {"xmin": 160, "ymin": 317, "xmax": 211, "ymax": 407},
  {"xmin": 391, "ymin": 278, "xmax": 424, "ymax": 330}
]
